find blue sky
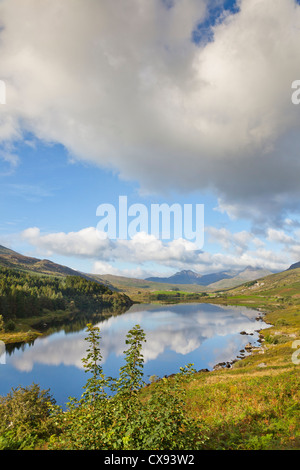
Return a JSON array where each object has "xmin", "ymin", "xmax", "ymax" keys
[{"xmin": 0, "ymin": 0, "xmax": 300, "ymax": 277}]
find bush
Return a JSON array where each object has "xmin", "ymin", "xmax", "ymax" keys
[
  {"xmin": 0, "ymin": 384, "xmax": 56, "ymax": 449},
  {"xmin": 5, "ymin": 320, "xmax": 16, "ymax": 332},
  {"xmin": 49, "ymin": 324, "xmax": 207, "ymax": 450}
]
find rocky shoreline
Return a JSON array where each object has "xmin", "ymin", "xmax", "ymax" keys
[
  {"xmin": 211, "ymin": 310, "xmax": 268, "ymax": 371},
  {"xmin": 148, "ymin": 308, "xmax": 271, "ymax": 382}
]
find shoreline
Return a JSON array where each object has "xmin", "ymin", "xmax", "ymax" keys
[{"xmin": 211, "ymin": 309, "xmax": 271, "ymax": 372}]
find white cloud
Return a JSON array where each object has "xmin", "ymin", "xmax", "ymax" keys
[
  {"xmin": 0, "ymin": 0, "xmax": 299, "ymax": 224},
  {"xmin": 206, "ymin": 226, "xmax": 259, "ymax": 254},
  {"xmin": 92, "ymin": 261, "xmax": 153, "ymax": 279},
  {"xmin": 267, "ymin": 228, "xmax": 295, "ymax": 245},
  {"xmin": 20, "ymin": 223, "xmax": 292, "ymax": 275}
]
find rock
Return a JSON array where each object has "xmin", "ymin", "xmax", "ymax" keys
[
  {"xmin": 240, "ymin": 331, "xmax": 247, "ymax": 335},
  {"xmin": 245, "ymin": 343, "xmax": 253, "ymax": 350},
  {"xmin": 198, "ymin": 368, "xmax": 210, "ymax": 373},
  {"xmin": 213, "ymin": 362, "xmax": 230, "ymax": 370},
  {"xmin": 213, "ymin": 364, "xmax": 223, "ymax": 371},
  {"xmin": 252, "ymin": 347, "xmax": 265, "ymax": 354},
  {"xmin": 257, "ymin": 362, "xmax": 267, "ymax": 368}
]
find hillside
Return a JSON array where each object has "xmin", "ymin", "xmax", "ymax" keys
[
  {"xmin": 209, "ymin": 266, "xmax": 274, "ymax": 290},
  {"xmin": 0, "ymin": 245, "xmax": 277, "ymax": 295},
  {"xmin": 0, "ymin": 245, "xmax": 85, "ymax": 278},
  {"xmin": 227, "ymin": 265, "xmax": 300, "ymax": 297},
  {"xmin": 0, "ymin": 247, "xmax": 133, "ymax": 343},
  {"xmin": 0, "ymin": 245, "xmax": 118, "ymax": 291}
]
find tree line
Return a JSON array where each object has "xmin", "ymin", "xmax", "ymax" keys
[{"xmin": 0, "ymin": 267, "xmax": 131, "ymax": 325}]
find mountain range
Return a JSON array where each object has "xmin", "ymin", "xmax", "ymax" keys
[
  {"xmin": 146, "ymin": 266, "xmax": 275, "ymax": 288},
  {"xmin": 0, "ymin": 244, "xmax": 295, "ymax": 292}
]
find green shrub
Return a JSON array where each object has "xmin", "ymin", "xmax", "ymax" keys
[
  {"xmin": 5, "ymin": 320, "xmax": 16, "ymax": 332},
  {"xmin": 0, "ymin": 384, "xmax": 56, "ymax": 449},
  {"xmin": 49, "ymin": 324, "xmax": 207, "ymax": 450}
]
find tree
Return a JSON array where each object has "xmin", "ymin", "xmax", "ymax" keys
[
  {"xmin": 81, "ymin": 323, "xmax": 108, "ymax": 403},
  {"xmin": 114, "ymin": 324, "xmax": 146, "ymax": 397}
]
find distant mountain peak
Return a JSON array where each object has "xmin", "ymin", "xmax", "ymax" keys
[
  {"xmin": 287, "ymin": 261, "xmax": 300, "ymax": 270},
  {"xmin": 146, "ymin": 266, "xmax": 274, "ymax": 287}
]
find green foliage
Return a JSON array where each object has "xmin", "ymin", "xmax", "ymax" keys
[
  {"xmin": 136, "ymin": 364, "xmax": 206, "ymax": 450},
  {"xmin": 113, "ymin": 324, "xmax": 146, "ymax": 397},
  {"xmin": 81, "ymin": 323, "xmax": 108, "ymax": 403},
  {"xmin": 149, "ymin": 290, "xmax": 208, "ymax": 303},
  {"xmin": 0, "ymin": 384, "xmax": 56, "ymax": 450},
  {"xmin": 49, "ymin": 324, "xmax": 207, "ymax": 450},
  {"xmin": 0, "ymin": 267, "xmax": 131, "ymax": 325},
  {"xmin": 5, "ymin": 319, "xmax": 16, "ymax": 332},
  {"xmin": 264, "ymin": 333, "xmax": 290, "ymax": 345}
]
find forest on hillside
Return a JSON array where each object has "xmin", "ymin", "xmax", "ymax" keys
[{"xmin": 0, "ymin": 267, "xmax": 132, "ymax": 326}]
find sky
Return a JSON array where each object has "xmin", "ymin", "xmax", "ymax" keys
[{"xmin": 1, "ymin": 0, "xmax": 300, "ymax": 278}]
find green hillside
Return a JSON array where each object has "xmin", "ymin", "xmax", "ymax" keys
[
  {"xmin": 0, "ymin": 245, "xmax": 87, "ymax": 278},
  {"xmin": 228, "ymin": 266, "xmax": 300, "ymax": 298},
  {"xmin": 0, "ymin": 266, "xmax": 132, "ymax": 344}
]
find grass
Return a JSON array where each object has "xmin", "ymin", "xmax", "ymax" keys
[
  {"xmin": 184, "ymin": 368, "xmax": 299, "ymax": 449},
  {"xmin": 0, "ymin": 330, "xmax": 42, "ymax": 344}
]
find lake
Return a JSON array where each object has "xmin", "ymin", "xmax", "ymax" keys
[{"xmin": 0, "ymin": 302, "xmax": 270, "ymax": 407}]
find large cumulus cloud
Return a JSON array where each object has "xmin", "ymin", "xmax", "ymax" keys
[{"xmin": 0, "ymin": 0, "xmax": 300, "ymax": 225}]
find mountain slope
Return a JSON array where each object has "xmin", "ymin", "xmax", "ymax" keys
[
  {"xmin": 146, "ymin": 269, "xmax": 234, "ymax": 285},
  {"xmin": 0, "ymin": 245, "xmax": 84, "ymax": 277},
  {"xmin": 209, "ymin": 267, "xmax": 274, "ymax": 290},
  {"xmin": 287, "ymin": 261, "xmax": 300, "ymax": 270},
  {"xmin": 227, "ymin": 266, "xmax": 300, "ymax": 296},
  {"xmin": 146, "ymin": 270, "xmax": 203, "ymax": 284}
]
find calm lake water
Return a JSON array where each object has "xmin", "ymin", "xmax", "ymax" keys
[{"xmin": 0, "ymin": 302, "xmax": 270, "ymax": 407}]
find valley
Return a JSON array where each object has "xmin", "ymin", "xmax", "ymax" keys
[{"xmin": 0, "ymin": 245, "xmax": 299, "ymax": 450}]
